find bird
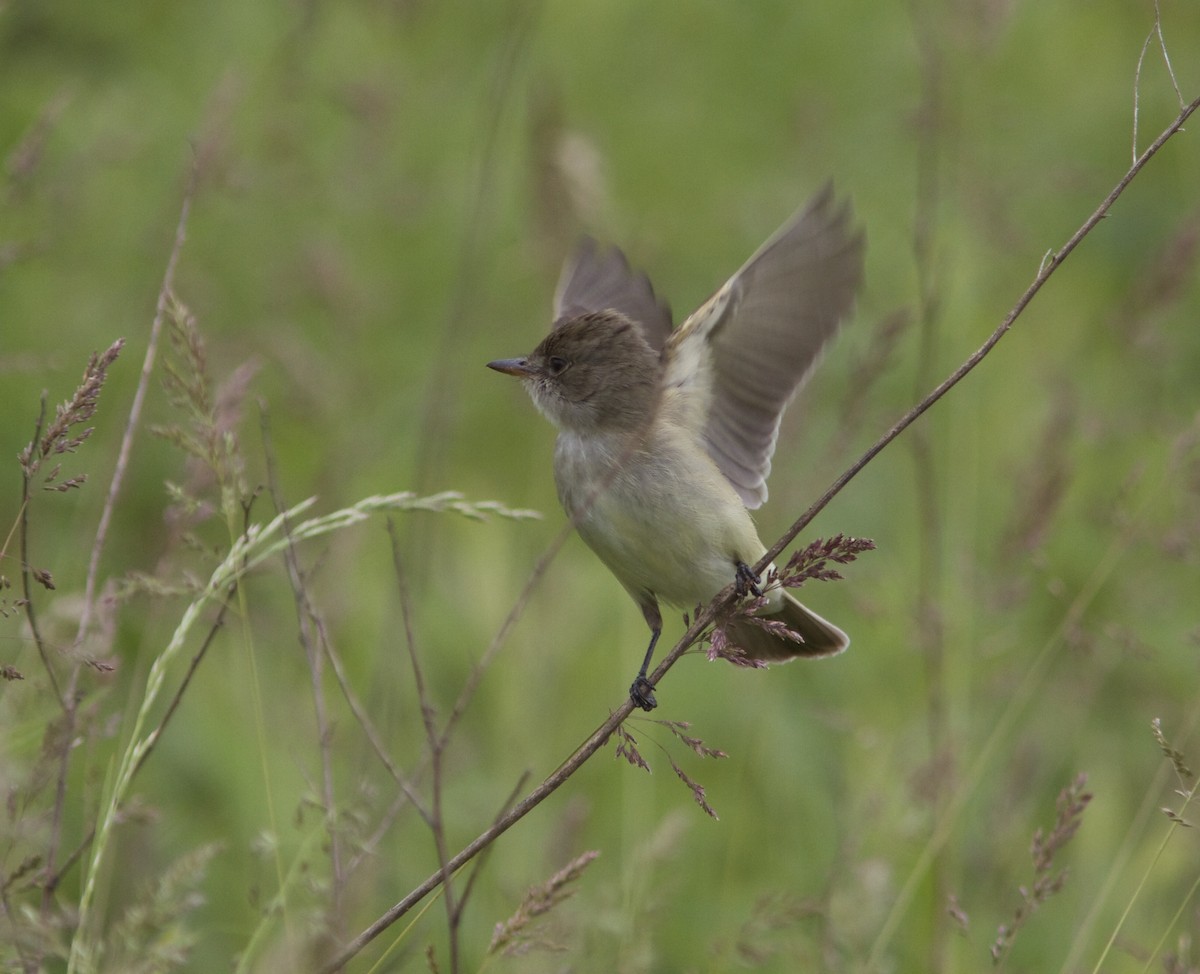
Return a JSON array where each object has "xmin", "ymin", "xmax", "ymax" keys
[{"xmin": 488, "ymin": 184, "xmax": 864, "ymax": 710}]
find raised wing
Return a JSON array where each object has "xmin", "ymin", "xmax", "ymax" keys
[
  {"xmin": 665, "ymin": 184, "xmax": 864, "ymax": 508},
  {"xmin": 553, "ymin": 237, "xmax": 673, "ymax": 350}
]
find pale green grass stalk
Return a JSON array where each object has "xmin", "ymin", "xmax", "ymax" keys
[
  {"xmin": 1059, "ymin": 694, "xmax": 1200, "ymax": 973},
  {"xmin": 237, "ymin": 810, "xmax": 332, "ymax": 971},
  {"xmin": 365, "ymin": 876, "xmax": 454, "ymax": 974},
  {"xmin": 859, "ymin": 86, "xmax": 1200, "ymax": 969},
  {"xmin": 865, "ymin": 463, "xmax": 1156, "ymax": 971},
  {"xmin": 1098, "ymin": 735, "xmax": 1199, "ymax": 974},
  {"xmin": 67, "ymin": 491, "xmax": 536, "ymax": 973},
  {"xmin": 1141, "ymin": 864, "xmax": 1200, "ymax": 974},
  {"xmin": 231, "ymin": 562, "xmax": 292, "ymax": 972},
  {"xmin": 1058, "ymin": 762, "xmax": 1175, "ymax": 974}
]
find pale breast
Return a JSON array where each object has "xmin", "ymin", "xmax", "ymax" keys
[{"xmin": 553, "ymin": 424, "xmax": 765, "ymax": 608}]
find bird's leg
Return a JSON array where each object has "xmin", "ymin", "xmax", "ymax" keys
[
  {"xmin": 734, "ymin": 561, "xmax": 763, "ymax": 599},
  {"xmin": 630, "ymin": 597, "xmax": 662, "ymax": 711},
  {"xmin": 630, "ymin": 632, "xmax": 660, "ymax": 711}
]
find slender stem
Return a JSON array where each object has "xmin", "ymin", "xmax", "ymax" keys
[
  {"xmin": 908, "ymin": 4, "xmax": 953, "ymax": 965},
  {"xmin": 64, "ymin": 159, "xmax": 198, "ymax": 974},
  {"xmin": 754, "ymin": 91, "xmax": 1200, "ymax": 580},
  {"xmin": 73, "ymin": 158, "xmax": 197, "ymax": 654},
  {"xmin": 319, "ymin": 92, "xmax": 1200, "ymax": 974},
  {"xmin": 42, "ymin": 585, "xmax": 237, "ymax": 897},
  {"xmin": 319, "ymin": 705, "xmax": 635, "ymax": 973},
  {"xmin": 19, "ymin": 396, "xmax": 61, "ymax": 708},
  {"xmin": 388, "ymin": 527, "xmax": 461, "ymax": 973},
  {"xmin": 263, "ymin": 406, "xmax": 346, "ymax": 930}
]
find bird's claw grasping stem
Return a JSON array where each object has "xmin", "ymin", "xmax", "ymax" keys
[
  {"xmin": 735, "ymin": 561, "xmax": 763, "ymax": 599},
  {"xmin": 630, "ymin": 675, "xmax": 658, "ymax": 711}
]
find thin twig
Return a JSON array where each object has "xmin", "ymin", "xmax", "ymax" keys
[
  {"xmin": 908, "ymin": 6, "xmax": 953, "ymax": 968},
  {"xmin": 262, "ymin": 404, "xmax": 346, "ymax": 928},
  {"xmin": 442, "ymin": 519, "xmax": 575, "ymax": 742},
  {"xmin": 318, "ymin": 92, "xmax": 1200, "ymax": 974},
  {"xmin": 1131, "ymin": 2, "xmax": 1185, "ymax": 164},
  {"xmin": 387, "ymin": 523, "xmax": 461, "ymax": 973},
  {"xmin": 19, "ymin": 395, "xmax": 61, "ymax": 706},
  {"xmin": 61, "ymin": 166, "xmax": 202, "ymax": 974},
  {"xmin": 73, "ymin": 158, "xmax": 197, "ymax": 654},
  {"xmin": 317, "ymin": 603, "xmax": 431, "ymax": 821},
  {"xmin": 456, "ymin": 771, "xmax": 532, "ymax": 920},
  {"xmin": 344, "ymin": 784, "xmax": 422, "ymax": 879},
  {"xmin": 42, "ymin": 585, "xmax": 237, "ymax": 897},
  {"xmin": 753, "ymin": 91, "xmax": 1200, "ymax": 583},
  {"xmin": 319, "ymin": 703, "xmax": 635, "ymax": 973},
  {"xmin": 42, "ymin": 160, "xmax": 198, "ymax": 936}
]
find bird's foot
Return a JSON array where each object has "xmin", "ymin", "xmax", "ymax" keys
[
  {"xmin": 735, "ymin": 561, "xmax": 763, "ymax": 599},
  {"xmin": 629, "ymin": 675, "xmax": 658, "ymax": 711}
]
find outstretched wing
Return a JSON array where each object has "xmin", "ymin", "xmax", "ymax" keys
[
  {"xmin": 664, "ymin": 184, "xmax": 864, "ymax": 508},
  {"xmin": 554, "ymin": 237, "xmax": 673, "ymax": 351}
]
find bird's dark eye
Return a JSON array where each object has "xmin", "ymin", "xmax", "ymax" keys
[{"xmin": 546, "ymin": 356, "xmax": 569, "ymax": 376}]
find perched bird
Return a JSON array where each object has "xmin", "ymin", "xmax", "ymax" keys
[{"xmin": 489, "ymin": 184, "xmax": 864, "ymax": 710}]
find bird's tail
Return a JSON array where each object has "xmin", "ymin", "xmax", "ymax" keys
[{"xmin": 724, "ymin": 590, "xmax": 849, "ymax": 662}]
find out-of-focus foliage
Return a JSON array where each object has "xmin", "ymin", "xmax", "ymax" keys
[{"xmin": 2, "ymin": 1, "xmax": 1199, "ymax": 971}]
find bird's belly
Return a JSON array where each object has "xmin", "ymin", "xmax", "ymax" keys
[{"xmin": 555, "ymin": 435, "xmax": 763, "ymax": 608}]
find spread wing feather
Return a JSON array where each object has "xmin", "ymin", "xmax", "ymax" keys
[
  {"xmin": 553, "ymin": 237, "xmax": 673, "ymax": 350},
  {"xmin": 664, "ymin": 184, "xmax": 864, "ymax": 507}
]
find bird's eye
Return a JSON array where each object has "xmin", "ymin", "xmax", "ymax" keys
[{"xmin": 546, "ymin": 356, "xmax": 569, "ymax": 376}]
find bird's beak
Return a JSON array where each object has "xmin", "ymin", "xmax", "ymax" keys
[{"xmin": 487, "ymin": 358, "xmax": 537, "ymax": 378}]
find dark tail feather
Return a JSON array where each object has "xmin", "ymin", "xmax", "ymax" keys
[{"xmin": 724, "ymin": 591, "xmax": 849, "ymax": 662}]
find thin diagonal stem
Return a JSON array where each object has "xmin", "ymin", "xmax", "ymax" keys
[{"xmin": 319, "ymin": 92, "xmax": 1200, "ymax": 974}]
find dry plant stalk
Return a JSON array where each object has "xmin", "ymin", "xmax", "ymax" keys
[
  {"xmin": 1153, "ymin": 717, "xmax": 1196, "ymax": 783},
  {"xmin": 18, "ymin": 340, "xmax": 125, "ymax": 489},
  {"xmin": 611, "ymin": 718, "xmax": 729, "ymax": 816},
  {"xmin": 707, "ymin": 534, "xmax": 875, "ymax": 666},
  {"xmin": 319, "ymin": 89, "xmax": 1200, "ymax": 974},
  {"xmin": 487, "ymin": 851, "xmax": 600, "ymax": 957},
  {"xmin": 991, "ymin": 773, "xmax": 1093, "ymax": 964}
]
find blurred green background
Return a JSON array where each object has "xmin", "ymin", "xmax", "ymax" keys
[{"xmin": 2, "ymin": 0, "xmax": 1199, "ymax": 971}]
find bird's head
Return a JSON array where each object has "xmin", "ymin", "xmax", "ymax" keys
[{"xmin": 488, "ymin": 311, "xmax": 662, "ymax": 434}]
